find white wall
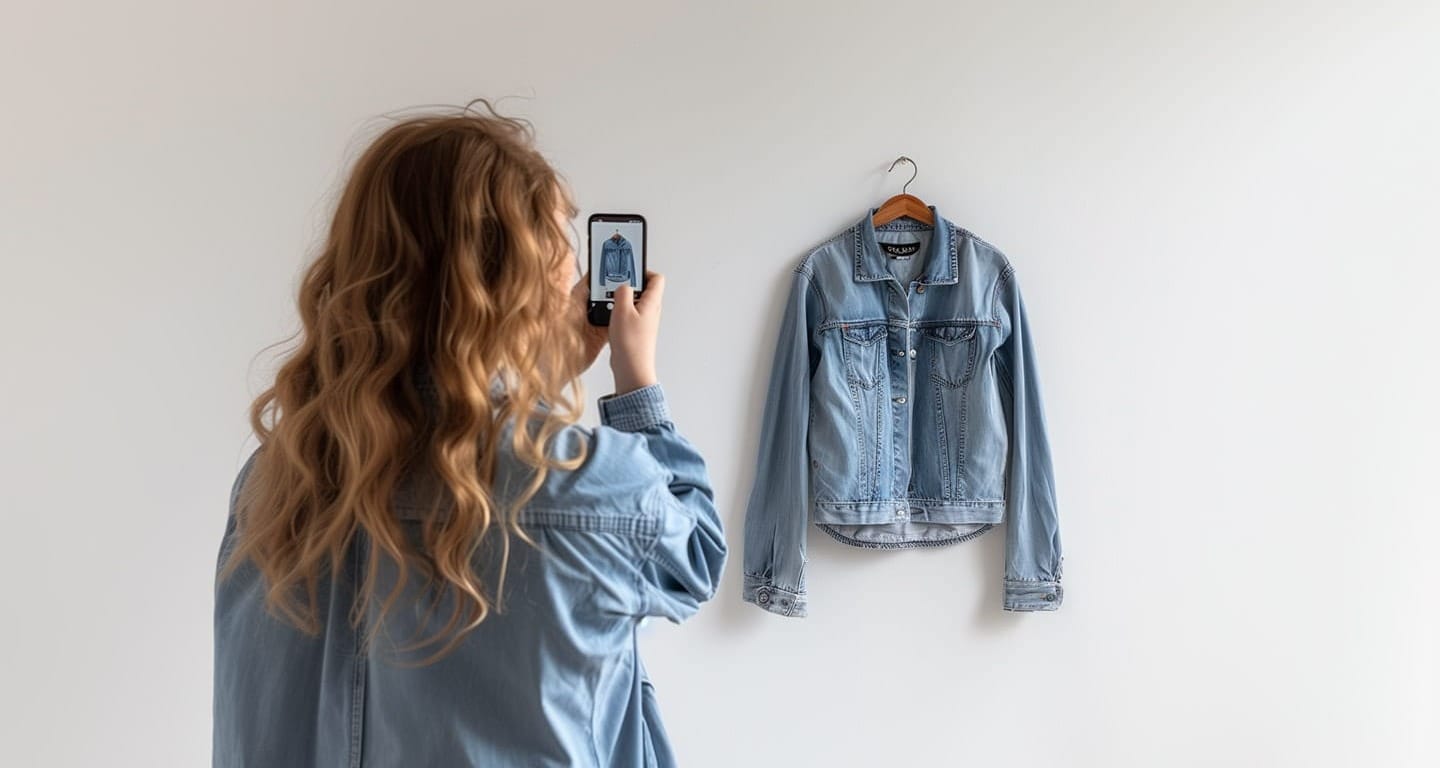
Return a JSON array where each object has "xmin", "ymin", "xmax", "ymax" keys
[{"xmin": 3, "ymin": 1, "xmax": 1437, "ymax": 766}]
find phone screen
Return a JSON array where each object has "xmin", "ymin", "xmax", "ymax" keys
[{"xmin": 589, "ymin": 216, "xmax": 645, "ymax": 302}]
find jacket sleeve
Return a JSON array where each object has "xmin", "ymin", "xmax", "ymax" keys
[
  {"xmin": 993, "ymin": 264, "xmax": 1064, "ymax": 610},
  {"xmin": 596, "ymin": 383, "xmax": 728, "ymax": 623},
  {"xmin": 741, "ymin": 266, "xmax": 821, "ymax": 617}
]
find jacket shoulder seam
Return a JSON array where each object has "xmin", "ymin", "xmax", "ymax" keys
[
  {"xmin": 793, "ymin": 229, "xmax": 848, "ymax": 276},
  {"xmin": 990, "ymin": 261, "xmax": 1016, "ymax": 325},
  {"xmin": 790, "ymin": 245, "xmax": 831, "ymax": 334}
]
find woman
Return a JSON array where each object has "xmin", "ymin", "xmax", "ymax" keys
[{"xmin": 213, "ymin": 102, "xmax": 726, "ymax": 767}]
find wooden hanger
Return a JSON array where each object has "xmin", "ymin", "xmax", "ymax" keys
[{"xmin": 872, "ymin": 155, "xmax": 934, "ymax": 227}]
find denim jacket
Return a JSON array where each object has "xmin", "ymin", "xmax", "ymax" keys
[
  {"xmin": 741, "ymin": 208, "xmax": 1063, "ymax": 617},
  {"xmin": 601, "ymin": 235, "xmax": 636, "ymax": 284},
  {"xmin": 213, "ymin": 382, "xmax": 726, "ymax": 767}
]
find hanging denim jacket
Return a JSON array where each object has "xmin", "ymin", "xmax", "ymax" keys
[
  {"xmin": 601, "ymin": 234, "xmax": 636, "ymax": 284},
  {"xmin": 741, "ymin": 207, "xmax": 1063, "ymax": 617}
]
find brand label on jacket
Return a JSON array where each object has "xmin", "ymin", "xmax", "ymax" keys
[{"xmin": 880, "ymin": 241, "xmax": 920, "ymax": 258}]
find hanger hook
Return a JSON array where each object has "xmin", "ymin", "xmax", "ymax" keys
[{"xmin": 888, "ymin": 155, "xmax": 918, "ymax": 195}]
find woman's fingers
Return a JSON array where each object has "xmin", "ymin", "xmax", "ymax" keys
[{"xmin": 634, "ymin": 271, "xmax": 664, "ymax": 316}]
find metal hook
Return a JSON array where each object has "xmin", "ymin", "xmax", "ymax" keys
[{"xmin": 888, "ymin": 156, "xmax": 918, "ymax": 195}]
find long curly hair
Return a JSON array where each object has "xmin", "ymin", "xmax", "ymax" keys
[{"xmin": 218, "ymin": 100, "xmax": 589, "ymax": 665}]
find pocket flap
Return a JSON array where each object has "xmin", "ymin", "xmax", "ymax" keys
[
  {"xmin": 922, "ymin": 324, "xmax": 977, "ymax": 345},
  {"xmin": 840, "ymin": 323, "xmax": 887, "ymax": 344}
]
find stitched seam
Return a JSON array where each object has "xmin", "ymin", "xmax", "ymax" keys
[
  {"xmin": 816, "ymin": 522, "xmax": 994, "ymax": 549},
  {"xmin": 518, "ymin": 507, "xmax": 658, "ymax": 536},
  {"xmin": 914, "ymin": 319, "xmax": 1000, "ymax": 329},
  {"xmin": 871, "ymin": 361, "xmax": 885, "ymax": 499},
  {"xmin": 741, "ymin": 578, "xmax": 806, "ymax": 597},
  {"xmin": 348, "ymin": 533, "xmax": 366, "ymax": 768},
  {"xmin": 633, "ymin": 501, "xmax": 666, "ymax": 617},
  {"xmin": 836, "ymin": 327, "xmax": 871, "ymax": 496},
  {"xmin": 893, "ymin": 496, "xmax": 1007, "ymax": 504},
  {"xmin": 934, "ymin": 379, "xmax": 950, "ymax": 499},
  {"xmin": 819, "ymin": 319, "xmax": 996, "ymax": 333},
  {"xmin": 995, "ymin": 342, "xmax": 1015, "ymax": 396},
  {"xmin": 927, "ymin": 330, "xmax": 978, "ymax": 386},
  {"xmin": 992, "ymin": 264, "xmax": 1017, "ymax": 395},
  {"xmin": 956, "ymin": 375, "xmax": 969, "ymax": 497},
  {"xmin": 991, "ymin": 263, "xmax": 1015, "ymax": 325},
  {"xmin": 946, "ymin": 220, "xmax": 959, "ymax": 283},
  {"xmin": 799, "ymin": 269, "xmax": 828, "ymax": 346},
  {"xmin": 798, "ymin": 232, "xmax": 845, "ymax": 276},
  {"xmin": 812, "ymin": 499, "xmax": 1004, "ymax": 508}
]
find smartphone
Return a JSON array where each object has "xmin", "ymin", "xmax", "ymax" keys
[{"xmin": 586, "ymin": 213, "xmax": 647, "ymax": 326}]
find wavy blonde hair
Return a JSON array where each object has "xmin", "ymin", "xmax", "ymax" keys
[{"xmin": 219, "ymin": 100, "xmax": 589, "ymax": 665}]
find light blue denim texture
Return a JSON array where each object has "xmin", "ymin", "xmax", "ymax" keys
[
  {"xmin": 741, "ymin": 208, "xmax": 1063, "ymax": 617},
  {"xmin": 213, "ymin": 382, "xmax": 726, "ymax": 767},
  {"xmin": 601, "ymin": 234, "xmax": 636, "ymax": 284}
]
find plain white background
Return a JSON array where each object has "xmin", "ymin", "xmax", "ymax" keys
[{"xmin": 2, "ymin": 1, "xmax": 1437, "ymax": 766}]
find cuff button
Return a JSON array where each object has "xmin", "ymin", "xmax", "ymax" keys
[
  {"xmin": 1044, "ymin": 593, "xmax": 1056, "ymax": 601},
  {"xmin": 757, "ymin": 589, "xmax": 770, "ymax": 604}
]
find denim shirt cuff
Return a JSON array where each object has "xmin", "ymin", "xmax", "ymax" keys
[
  {"xmin": 742, "ymin": 573, "xmax": 807, "ymax": 618},
  {"xmin": 597, "ymin": 383, "xmax": 671, "ymax": 431},
  {"xmin": 1003, "ymin": 579, "xmax": 1063, "ymax": 611}
]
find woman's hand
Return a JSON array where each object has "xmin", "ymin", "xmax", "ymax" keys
[
  {"xmin": 608, "ymin": 271, "xmax": 663, "ymax": 394},
  {"xmin": 569, "ymin": 270, "xmax": 609, "ymax": 375}
]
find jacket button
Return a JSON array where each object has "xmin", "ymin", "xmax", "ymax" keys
[
  {"xmin": 916, "ymin": 284, "xmax": 926, "ymax": 293},
  {"xmin": 894, "ymin": 396, "xmax": 906, "ymax": 404},
  {"xmin": 1044, "ymin": 594, "xmax": 1056, "ymax": 601},
  {"xmin": 908, "ymin": 348, "xmax": 916, "ymax": 358},
  {"xmin": 757, "ymin": 589, "xmax": 771, "ymax": 604},
  {"xmin": 893, "ymin": 348, "xmax": 904, "ymax": 356}
]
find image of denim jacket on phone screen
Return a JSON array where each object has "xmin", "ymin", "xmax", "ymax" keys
[
  {"xmin": 601, "ymin": 234, "xmax": 636, "ymax": 285},
  {"xmin": 741, "ymin": 207, "xmax": 1063, "ymax": 617}
]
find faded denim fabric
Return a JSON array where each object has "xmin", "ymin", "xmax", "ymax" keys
[
  {"xmin": 741, "ymin": 208, "xmax": 1063, "ymax": 617},
  {"xmin": 214, "ymin": 382, "xmax": 726, "ymax": 767},
  {"xmin": 600, "ymin": 235, "xmax": 636, "ymax": 285}
]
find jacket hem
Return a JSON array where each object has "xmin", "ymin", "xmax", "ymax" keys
[
  {"xmin": 816, "ymin": 521, "xmax": 994, "ymax": 550},
  {"xmin": 812, "ymin": 498, "xmax": 1004, "ymax": 526}
]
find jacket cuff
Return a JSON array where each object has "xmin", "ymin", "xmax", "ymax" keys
[
  {"xmin": 597, "ymin": 383, "xmax": 671, "ymax": 431},
  {"xmin": 742, "ymin": 573, "xmax": 807, "ymax": 617},
  {"xmin": 1003, "ymin": 579, "xmax": 1063, "ymax": 611}
]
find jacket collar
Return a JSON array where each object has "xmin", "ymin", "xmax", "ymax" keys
[{"xmin": 852, "ymin": 206, "xmax": 959, "ymax": 285}]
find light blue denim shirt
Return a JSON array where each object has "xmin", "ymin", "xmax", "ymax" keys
[
  {"xmin": 214, "ymin": 382, "xmax": 726, "ymax": 767},
  {"xmin": 600, "ymin": 235, "xmax": 636, "ymax": 284},
  {"xmin": 741, "ymin": 208, "xmax": 1063, "ymax": 617}
]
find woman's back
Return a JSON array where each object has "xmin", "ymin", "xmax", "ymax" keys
[{"xmin": 214, "ymin": 383, "xmax": 725, "ymax": 767}]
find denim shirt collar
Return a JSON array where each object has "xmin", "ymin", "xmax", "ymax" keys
[{"xmin": 853, "ymin": 205, "xmax": 959, "ymax": 285}]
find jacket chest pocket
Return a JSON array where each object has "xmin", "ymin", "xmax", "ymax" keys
[
  {"xmin": 923, "ymin": 324, "xmax": 978, "ymax": 387},
  {"xmin": 839, "ymin": 323, "xmax": 887, "ymax": 389}
]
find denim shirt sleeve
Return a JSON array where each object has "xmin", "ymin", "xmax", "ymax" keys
[
  {"xmin": 596, "ymin": 383, "xmax": 728, "ymax": 622},
  {"xmin": 993, "ymin": 265, "xmax": 1065, "ymax": 610},
  {"xmin": 740, "ymin": 266, "xmax": 821, "ymax": 617}
]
